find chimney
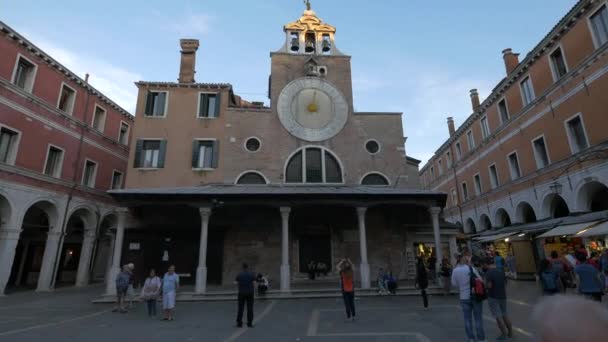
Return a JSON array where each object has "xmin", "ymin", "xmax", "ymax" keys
[
  {"xmin": 470, "ymin": 89, "xmax": 480, "ymax": 112},
  {"xmin": 179, "ymin": 39, "xmax": 200, "ymax": 83},
  {"xmin": 502, "ymin": 48, "xmax": 520, "ymax": 75},
  {"xmin": 84, "ymin": 73, "xmax": 89, "ymax": 83},
  {"xmin": 447, "ymin": 117, "xmax": 455, "ymax": 137}
]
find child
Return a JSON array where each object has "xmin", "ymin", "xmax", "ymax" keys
[
  {"xmin": 256, "ymin": 273, "xmax": 269, "ymax": 296},
  {"xmin": 141, "ymin": 269, "xmax": 161, "ymax": 317}
]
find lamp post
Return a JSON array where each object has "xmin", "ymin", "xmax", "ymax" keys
[{"xmin": 550, "ymin": 181, "xmax": 563, "ymax": 195}]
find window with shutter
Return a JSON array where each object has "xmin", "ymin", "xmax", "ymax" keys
[
  {"xmin": 198, "ymin": 93, "xmax": 220, "ymax": 118},
  {"xmin": 144, "ymin": 91, "xmax": 168, "ymax": 117},
  {"xmin": 192, "ymin": 140, "xmax": 218, "ymax": 169}
]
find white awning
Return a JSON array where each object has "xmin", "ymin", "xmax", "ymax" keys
[
  {"xmin": 577, "ymin": 221, "xmax": 608, "ymax": 237},
  {"xmin": 537, "ymin": 221, "xmax": 600, "ymax": 238},
  {"xmin": 474, "ymin": 232, "xmax": 519, "ymax": 242}
]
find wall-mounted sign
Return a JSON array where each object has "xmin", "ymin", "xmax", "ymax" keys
[{"xmin": 129, "ymin": 242, "xmax": 140, "ymax": 250}]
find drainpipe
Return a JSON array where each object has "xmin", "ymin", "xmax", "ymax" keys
[{"xmin": 50, "ymin": 74, "xmax": 93, "ymax": 288}]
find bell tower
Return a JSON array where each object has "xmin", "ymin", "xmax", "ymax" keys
[{"xmin": 269, "ymin": 1, "xmax": 352, "ymax": 110}]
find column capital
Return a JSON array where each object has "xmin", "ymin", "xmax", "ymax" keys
[
  {"xmin": 356, "ymin": 206, "xmax": 367, "ymax": 216},
  {"xmin": 0, "ymin": 229, "xmax": 22, "ymax": 240},
  {"xmin": 116, "ymin": 207, "xmax": 129, "ymax": 215},
  {"xmin": 428, "ymin": 206, "xmax": 442, "ymax": 216},
  {"xmin": 279, "ymin": 206, "xmax": 291, "ymax": 215},
  {"xmin": 199, "ymin": 207, "xmax": 212, "ymax": 219},
  {"xmin": 83, "ymin": 229, "xmax": 97, "ymax": 240},
  {"xmin": 47, "ymin": 231, "xmax": 64, "ymax": 239}
]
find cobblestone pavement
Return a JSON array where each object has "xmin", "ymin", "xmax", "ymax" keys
[{"xmin": 0, "ymin": 281, "xmax": 555, "ymax": 342}]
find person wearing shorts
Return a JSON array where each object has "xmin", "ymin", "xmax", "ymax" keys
[
  {"xmin": 161, "ymin": 265, "xmax": 179, "ymax": 321},
  {"xmin": 112, "ymin": 264, "xmax": 132, "ymax": 313},
  {"xmin": 485, "ymin": 258, "xmax": 512, "ymax": 340}
]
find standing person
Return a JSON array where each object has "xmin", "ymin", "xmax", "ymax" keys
[
  {"xmin": 415, "ymin": 257, "xmax": 429, "ymax": 309},
  {"xmin": 337, "ymin": 258, "xmax": 356, "ymax": 321},
  {"xmin": 485, "ymin": 258, "xmax": 512, "ymax": 340},
  {"xmin": 377, "ymin": 268, "xmax": 388, "ymax": 295},
  {"xmin": 235, "ymin": 263, "xmax": 256, "ymax": 328},
  {"xmin": 256, "ymin": 273, "xmax": 269, "ymax": 296},
  {"xmin": 161, "ymin": 265, "xmax": 179, "ymax": 321},
  {"xmin": 126, "ymin": 263, "xmax": 136, "ymax": 309},
  {"xmin": 440, "ymin": 257, "xmax": 452, "ymax": 295},
  {"xmin": 112, "ymin": 264, "xmax": 132, "ymax": 313},
  {"xmin": 141, "ymin": 269, "xmax": 161, "ymax": 317},
  {"xmin": 451, "ymin": 253, "xmax": 486, "ymax": 342},
  {"xmin": 550, "ymin": 251, "xmax": 571, "ymax": 291},
  {"xmin": 574, "ymin": 252, "xmax": 603, "ymax": 302},
  {"xmin": 427, "ymin": 253, "xmax": 437, "ymax": 284},
  {"xmin": 494, "ymin": 252, "xmax": 505, "ymax": 273},
  {"xmin": 386, "ymin": 271, "xmax": 397, "ymax": 295},
  {"xmin": 539, "ymin": 259, "xmax": 561, "ymax": 295},
  {"xmin": 505, "ymin": 252, "xmax": 516, "ymax": 278},
  {"xmin": 307, "ymin": 260, "xmax": 316, "ymax": 280}
]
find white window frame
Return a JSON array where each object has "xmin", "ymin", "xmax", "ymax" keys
[
  {"xmin": 437, "ymin": 159, "xmax": 443, "ymax": 175},
  {"xmin": 118, "ymin": 121, "xmax": 130, "ymax": 145},
  {"xmin": 497, "ymin": 97, "xmax": 510, "ymax": 125},
  {"xmin": 519, "ymin": 75, "xmax": 536, "ymax": 107},
  {"xmin": 587, "ymin": 2, "xmax": 608, "ymax": 49},
  {"xmin": 43, "ymin": 144, "xmax": 65, "ymax": 178},
  {"xmin": 282, "ymin": 145, "xmax": 345, "ymax": 185},
  {"xmin": 488, "ymin": 163, "xmax": 499, "ymax": 189},
  {"xmin": 466, "ymin": 130, "xmax": 475, "ymax": 150},
  {"xmin": 111, "ymin": 169, "xmax": 124, "ymax": 189},
  {"xmin": 11, "ymin": 53, "xmax": 38, "ymax": 93},
  {"xmin": 91, "ymin": 104, "xmax": 107, "ymax": 132},
  {"xmin": 455, "ymin": 141, "xmax": 462, "ymax": 160},
  {"xmin": 564, "ymin": 113, "xmax": 590, "ymax": 154},
  {"xmin": 192, "ymin": 138, "xmax": 217, "ymax": 171},
  {"xmin": 473, "ymin": 173, "xmax": 482, "ymax": 196},
  {"xmin": 446, "ymin": 151, "xmax": 452, "ymax": 168},
  {"xmin": 507, "ymin": 151, "xmax": 522, "ymax": 181},
  {"xmin": 480, "ymin": 115, "xmax": 490, "ymax": 139},
  {"xmin": 196, "ymin": 92, "xmax": 219, "ymax": 119},
  {"xmin": 56, "ymin": 82, "xmax": 77, "ymax": 116},
  {"xmin": 81, "ymin": 158, "xmax": 98, "ymax": 188},
  {"xmin": 235, "ymin": 170, "xmax": 270, "ymax": 185},
  {"xmin": 364, "ymin": 139, "xmax": 382, "ymax": 155},
  {"xmin": 531, "ymin": 134, "xmax": 551, "ymax": 170},
  {"xmin": 461, "ymin": 181, "xmax": 469, "ymax": 202},
  {"xmin": 0, "ymin": 123, "xmax": 22, "ymax": 165},
  {"xmin": 143, "ymin": 91, "xmax": 169, "ymax": 118},
  {"xmin": 243, "ymin": 136, "xmax": 262, "ymax": 153},
  {"xmin": 138, "ymin": 138, "xmax": 163, "ymax": 170},
  {"xmin": 359, "ymin": 171, "xmax": 391, "ymax": 186},
  {"xmin": 430, "ymin": 166, "xmax": 435, "ymax": 179},
  {"xmin": 548, "ymin": 44, "xmax": 569, "ymax": 82}
]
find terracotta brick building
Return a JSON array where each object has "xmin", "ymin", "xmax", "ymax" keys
[
  {"xmin": 107, "ymin": 4, "xmax": 455, "ymax": 296},
  {"xmin": 0, "ymin": 21, "xmax": 134, "ymax": 294},
  {"xmin": 420, "ymin": 0, "xmax": 608, "ymax": 276}
]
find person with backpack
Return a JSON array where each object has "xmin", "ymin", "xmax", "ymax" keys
[
  {"xmin": 539, "ymin": 259, "xmax": 561, "ymax": 295},
  {"xmin": 337, "ymin": 258, "xmax": 356, "ymax": 321},
  {"xmin": 415, "ymin": 257, "xmax": 429, "ymax": 309},
  {"xmin": 484, "ymin": 258, "xmax": 512, "ymax": 340},
  {"xmin": 112, "ymin": 263, "xmax": 133, "ymax": 313},
  {"xmin": 574, "ymin": 252, "xmax": 603, "ymax": 302},
  {"xmin": 550, "ymin": 251, "xmax": 571, "ymax": 291},
  {"xmin": 451, "ymin": 253, "xmax": 486, "ymax": 342}
]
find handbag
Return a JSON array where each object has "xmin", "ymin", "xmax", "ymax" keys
[{"xmin": 469, "ymin": 266, "xmax": 487, "ymax": 301}]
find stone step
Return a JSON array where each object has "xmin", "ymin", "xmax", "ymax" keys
[{"xmin": 92, "ymin": 287, "xmax": 452, "ymax": 303}]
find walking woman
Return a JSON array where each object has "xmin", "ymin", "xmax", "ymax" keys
[
  {"xmin": 141, "ymin": 269, "xmax": 161, "ymax": 317},
  {"xmin": 337, "ymin": 258, "xmax": 356, "ymax": 321},
  {"xmin": 415, "ymin": 257, "xmax": 429, "ymax": 309}
]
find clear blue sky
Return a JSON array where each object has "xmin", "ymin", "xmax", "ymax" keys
[{"xmin": 3, "ymin": 0, "xmax": 577, "ymax": 164}]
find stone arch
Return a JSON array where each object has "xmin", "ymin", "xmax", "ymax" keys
[
  {"xmin": 20, "ymin": 199, "xmax": 60, "ymax": 232},
  {"xmin": 479, "ymin": 214, "xmax": 492, "ymax": 231},
  {"xmin": 575, "ymin": 180, "xmax": 608, "ymax": 212},
  {"xmin": 91, "ymin": 213, "xmax": 118, "ymax": 283},
  {"xmin": 0, "ymin": 191, "xmax": 13, "ymax": 231},
  {"xmin": 541, "ymin": 193, "xmax": 570, "ymax": 219},
  {"xmin": 494, "ymin": 208, "xmax": 512, "ymax": 228},
  {"xmin": 360, "ymin": 172, "xmax": 390, "ymax": 186},
  {"xmin": 465, "ymin": 217, "xmax": 477, "ymax": 234},
  {"xmin": 515, "ymin": 202, "xmax": 537, "ymax": 224},
  {"xmin": 235, "ymin": 170, "xmax": 269, "ymax": 185},
  {"xmin": 66, "ymin": 206, "xmax": 98, "ymax": 233},
  {"xmin": 57, "ymin": 207, "xmax": 98, "ymax": 287},
  {"xmin": 283, "ymin": 145, "xmax": 344, "ymax": 183}
]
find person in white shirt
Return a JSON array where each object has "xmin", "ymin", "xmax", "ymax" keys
[{"xmin": 451, "ymin": 253, "xmax": 486, "ymax": 342}]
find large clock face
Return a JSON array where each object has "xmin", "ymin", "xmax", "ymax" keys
[{"xmin": 278, "ymin": 77, "xmax": 349, "ymax": 142}]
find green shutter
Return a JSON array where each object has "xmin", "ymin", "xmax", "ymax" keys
[
  {"xmin": 145, "ymin": 92, "xmax": 154, "ymax": 115},
  {"xmin": 134, "ymin": 140, "xmax": 143, "ymax": 168},
  {"xmin": 156, "ymin": 92, "xmax": 166, "ymax": 116},
  {"xmin": 191, "ymin": 140, "xmax": 199, "ymax": 168},
  {"xmin": 214, "ymin": 92, "xmax": 221, "ymax": 118},
  {"xmin": 158, "ymin": 140, "xmax": 167, "ymax": 168},
  {"xmin": 211, "ymin": 140, "xmax": 219, "ymax": 168},
  {"xmin": 199, "ymin": 94, "xmax": 208, "ymax": 118}
]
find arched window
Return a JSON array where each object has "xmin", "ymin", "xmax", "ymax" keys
[
  {"xmin": 236, "ymin": 172, "xmax": 267, "ymax": 185},
  {"xmin": 285, "ymin": 147, "xmax": 343, "ymax": 183},
  {"xmin": 361, "ymin": 173, "xmax": 389, "ymax": 186}
]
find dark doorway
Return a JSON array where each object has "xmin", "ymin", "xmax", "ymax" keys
[
  {"xmin": 298, "ymin": 234, "xmax": 332, "ymax": 273},
  {"xmin": 207, "ymin": 228, "xmax": 224, "ymax": 285}
]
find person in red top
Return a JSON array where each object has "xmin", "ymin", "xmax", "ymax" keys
[{"xmin": 337, "ymin": 258, "xmax": 356, "ymax": 321}]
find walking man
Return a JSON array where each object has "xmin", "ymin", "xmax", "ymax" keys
[
  {"xmin": 112, "ymin": 263, "xmax": 133, "ymax": 313},
  {"xmin": 452, "ymin": 253, "xmax": 486, "ymax": 342},
  {"xmin": 485, "ymin": 258, "xmax": 512, "ymax": 340},
  {"xmin": 235, "ymin": 263, "xmax": 256, "ymax": 327},
  {"xmin": 415, "ymin": 257, "xmax": 429, "ymax": 309}
]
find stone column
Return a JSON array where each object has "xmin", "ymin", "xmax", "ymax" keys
[
  {"xmin": 280, "ymin": 207, "xmax": 291, "ymax": 292},
  {"xmin": 429, "ymin": 207, "xmax": 443, "ymax": 272},
  {"xmin": 449, "ymin": 235, "xmax": 458, "ymax": 266},
  {"xmin": 0, "ymin": 228, "xmax": 21, "ymax": 295},
  {"xmin": 357, "ymin": 207, "xmax": 370, "ymax": 289},
  {"xmin": 104, "ymin": 233, "xmax": 116, "ymax": 287},
  {"xmin": 36, "ymin": 231, "xmax": 63, "ymax": 292},
  {"xmin": 195, "ymin": 207, "xmax": 212, "ymax": 294},
  {"xmin": 75, "ymin": 230, "xmax": 97, "ymax": 287},
  {"xmin": 105, "ymin": 208, "xmax": 128, "ymax": 295}
]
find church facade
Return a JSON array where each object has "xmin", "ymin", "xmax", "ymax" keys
[{"xmin": 107, "ymin": 5, "xmax": 454, "ymax": 294}]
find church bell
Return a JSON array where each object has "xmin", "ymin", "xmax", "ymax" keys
[
  {"xmin": 322, "ymin": 40, "xmax": 331, "ymax": 52},
  {"xmin": 290, "ymin": 37, "xmax": 300, "ymax": 52},
  {"xmin": 305, "ymin": 41, "xmax": 315, "ymax": 53}
]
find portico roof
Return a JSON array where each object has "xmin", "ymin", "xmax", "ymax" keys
[{"xmin": 108, "ymin": 184, "xmax": 447, "ymax": 206}]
